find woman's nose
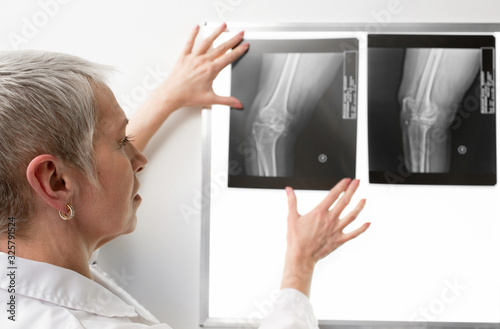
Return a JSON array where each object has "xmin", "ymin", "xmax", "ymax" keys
[{"xmin": 132, "ymin": 145, "xmax": 148, "ymax": 173}]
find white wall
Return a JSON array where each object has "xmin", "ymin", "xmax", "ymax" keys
[{"xmin": 1, "ymin": 1, "xmax": 500, "ymax": 328}]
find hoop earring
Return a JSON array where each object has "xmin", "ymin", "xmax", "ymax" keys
[{"xmin": 59, "ymin": 204, "xmax": 75, "ymax": 220}]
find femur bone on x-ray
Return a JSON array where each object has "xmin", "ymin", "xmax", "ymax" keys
[
  {"xmin": 399, "ymin": 48, "xmax": 480, "ymax": 173},
  {"xmin": 245, "ymin": 53, "xmax": 343, "ymax": 177}
]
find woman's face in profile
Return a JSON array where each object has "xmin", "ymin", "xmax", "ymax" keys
[{"xmin": 78, "ymin": 85, "xmax": 148, "ymax": 245}]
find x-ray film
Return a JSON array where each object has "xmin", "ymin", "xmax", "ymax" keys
[
  {"xmin": 368, "ymin": 34, "xmax": 496, "ymax": 185},
  {"xmin": 228, "ymin": 38, "xmax": 359, "ymax": 190}
]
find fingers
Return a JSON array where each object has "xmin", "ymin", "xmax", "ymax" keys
[
  {"xmin": 338, "ymin": 199, "xmax": 366, "ymax": 232},
  {"xmin": 210, "ymin": 95, "xmax": 243, "ymax": 109},
  {"xmin": 207, "ymin": 31, "xmax": 244, "ymax": 61},
  {"xmin": 317, "ymin": 178, "xmax": 351, "ymax": 211},
  {"xmin": 286, "ymin": 187, "xmax": 299, "ymax": 220},
  {"xmin": 329, "ymin": 179, "xmax": 360, "ymax": 219},
  {"xmin": 182, "ymin": 25, "xmax": 200, "ymax": 55},
  {"xmin": 214, "ymin": 42, "xmax": 249, "ymax": 72},
  {"xmin": 194, "ymin": 23, "xmax": 227, "ymax": 55},
  {"xmin": 342, "ymin": 222, "xmax": 371, "ymax": 243}
]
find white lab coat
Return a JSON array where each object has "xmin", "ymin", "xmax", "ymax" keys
[{"xmin": 0, "ymin": 252, "xmax": 318, "ymax": 328}]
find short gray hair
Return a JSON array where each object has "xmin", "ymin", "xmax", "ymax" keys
[{"xmin": 0, "ymin": 50, "xmax": 111, "ymax": 235}]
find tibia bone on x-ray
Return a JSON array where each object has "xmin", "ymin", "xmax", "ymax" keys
[
  {"xmin": 398, "ymin": 48, "xmax": 480, "ymax": 173},
  {"xmin": 245, "ymin": 53, "xmax": 344, "ymax": 177}
]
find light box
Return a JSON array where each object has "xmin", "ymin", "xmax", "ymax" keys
[{"xmin": 201, "ymin": 23, "xmax": 500, "ymax": 329}]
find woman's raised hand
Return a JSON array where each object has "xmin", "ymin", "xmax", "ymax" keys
[
  {"xmin": 158, "ymin": 23, "xmax": 248, "ymax": 110},
  {"xmin": 127, "ymin": 23, "xmax": 248, "ymax": 152}
]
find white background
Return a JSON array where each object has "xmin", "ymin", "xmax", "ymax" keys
[{"xmin": 1, "ymin": 1, "xmax": 500, "ymax": 328}]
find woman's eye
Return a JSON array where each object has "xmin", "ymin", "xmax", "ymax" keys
[{"xmin": 121, "ymin": 135, "xmax": 134, "ymax": 146}]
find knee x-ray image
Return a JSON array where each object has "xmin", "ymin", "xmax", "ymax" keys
[
  {"xmin": 228, "ymin": 39, "xmax": 359, "ymax": 190},
  {"xmin": 368, "ymin": 34, "xmax": 496, "ymax": 185}
]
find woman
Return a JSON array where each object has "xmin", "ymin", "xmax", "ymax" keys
[{"xmin": 0, "ymin": 24, "xmax": 370, "ymax": 328}]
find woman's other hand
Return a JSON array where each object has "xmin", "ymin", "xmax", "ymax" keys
[{"xmin": 281, "ymin": 178, "xmax": 370, "ymax": 297}]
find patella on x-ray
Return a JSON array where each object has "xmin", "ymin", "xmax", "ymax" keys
[
  {"xmin": 228, "ymin": 39, "xmax": 358, "ymax": 190},
  {"xmin": 368, "ymin": 35, "xmax": 496, "ymax": 185}
]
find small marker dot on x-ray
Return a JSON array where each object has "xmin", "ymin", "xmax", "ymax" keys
[
  {"xmin": 318, "ymin": 154, "xmax": 328, "ymax": 163},
  {"xmin": 458, "ymin": 145, "xmax": 467, "ymax": 155}
]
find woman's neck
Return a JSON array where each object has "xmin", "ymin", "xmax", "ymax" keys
[{"xmin": 0, "ymin": 219, "xmax": 95, "ymax": 279}]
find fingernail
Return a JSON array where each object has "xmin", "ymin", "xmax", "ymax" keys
[
  {"xmin": 285, "ymin": 187, "xmax": 291, "ymax": 195},
  {"xmin": 234, "ymin": 100, "xmax": 243, "ymax": 109},
  {"xmin": 238, "ymin": 31, "xmax": 244, "ymax": 37},
  {"xmin": 220, "ymin": 22, "xmax": 227, "ymax": 29}
]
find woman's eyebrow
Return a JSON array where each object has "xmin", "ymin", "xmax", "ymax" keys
[
  {"xmin": 113, "ymin": 118, "xmax": 129, "ymax": 137},
  {"xmin": 120, "ymin": 118, "xmax": 130, "ymax": 130}
]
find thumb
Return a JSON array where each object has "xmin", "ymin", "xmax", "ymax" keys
[{"xmin": 286, "ymin": 187, "xmax": 299, "ymax": 220}]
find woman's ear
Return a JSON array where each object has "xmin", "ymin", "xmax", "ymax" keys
[{"xmin": 26, "ymin": 154, "xmax": 75, "ymax": 214}]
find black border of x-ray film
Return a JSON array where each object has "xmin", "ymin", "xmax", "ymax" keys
[
  {"xmin": 227, "ymin": 38, "xmax": 359, "ymax": 190},
  {"xmin": 368, "ymin": 34, "xmax": 497, "ymax": 185}
]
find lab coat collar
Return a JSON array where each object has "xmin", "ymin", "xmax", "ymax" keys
[{"xmin": 0, "ymin": 252, "xmax": 143, "ymax": 319}]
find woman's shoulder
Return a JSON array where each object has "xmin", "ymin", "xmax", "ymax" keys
[
  {"xmin": 0, "ymin": 288, "xmax": 173, "ymax": 329},
  {"xmin": 0, "ymin": 253, "xmax": 172, "ymax": 328},
  {"xmin": 0, "ymin": 289, "xmax": 84, "ymax": 328}
]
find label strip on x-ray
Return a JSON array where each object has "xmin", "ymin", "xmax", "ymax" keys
[
  {"xmin": 343, "ymin": 50, "xmax": 358, "ymax": 120},
  {"xmin": 480, "ymin": 47, "xmax": 495, "ymax": 114}
]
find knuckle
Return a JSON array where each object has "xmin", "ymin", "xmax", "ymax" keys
[
  {"xmin": 199, "ymin": 40, "xmax": 209, "ymax": 49},
  {"xmin": 341, "ymin": 214, "xmax": 352, "ymax": 223},
  {"xmin": 337, "ymin": 198, "xmax": 349, "ymax": 208},
  {"xmin": 205, "ymin": 64, "xmax": 217, "ymax": 76},
  {"xmin": 312, "ymin": 208, "xmax": 325, "ymax": 219},
  {"xmin": 345, "ymin": 214, "xmax": 356, "ymax": 223},
  {"xmin": 193, "ymin": 57, "xmax": 206, "ymax": 67}
]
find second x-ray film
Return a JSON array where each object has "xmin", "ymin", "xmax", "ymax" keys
[{"xmin": 368, "ymin": 34, "xmax": 496, "ymax": 185}]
